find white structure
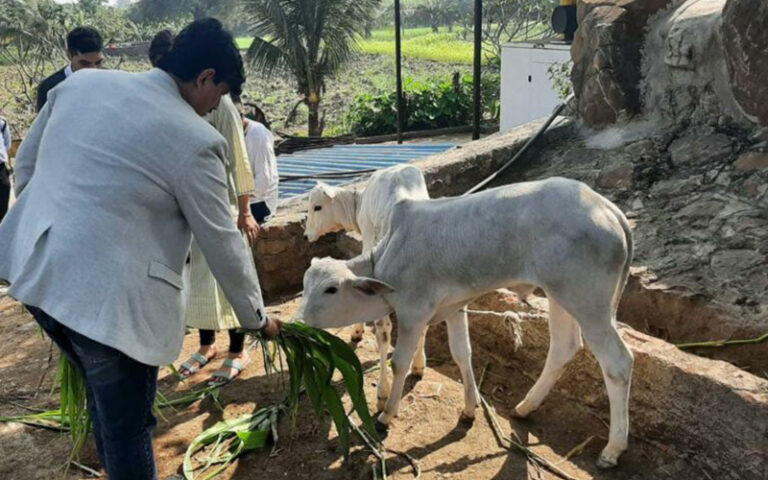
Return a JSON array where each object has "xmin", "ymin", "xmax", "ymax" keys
[{"xmin": 500, "ymin": 42, "xmax": 572, "ymax": 131}]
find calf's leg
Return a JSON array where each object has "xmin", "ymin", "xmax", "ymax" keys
[
  {"xmin": 374, "ymin": 315, "xmax": 393, "ymax": 411},
  {"xmin": 377, "ymin": 318, "xmax": 427, "ymax": 427},
  {"xmin": 514, "ymin": 298, "xmax": 582, "ymax": 418},
  {"xmin": 445, "ymin": 309, "xmax": 480, "ymax": 418},
  {"xmin": 410, "ymin": 327, "xmax": 428, "ymax": 378}
]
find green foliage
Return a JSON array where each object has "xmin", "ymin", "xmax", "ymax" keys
[
  {"xmin": 346, "ymin": 72, "xmax": 499, "ymax": 136},
  {"xmin": 129, "ymin": 0, "xmax": 237, "ymax": 22},
  {"xmin": 547, "ymin": 61, "xmax": 573, "ymax": 101},
  {"xmin": 183, "ymin": 403, "xmax": 280, "ymax": 480},
  {"xmin": 57, "ymin": 356, "xmax": 91, "ymax": 462},
  {"xmin": 182, "ymin": 321, "xmax": 378, "ymax": 479},
  {"xmin": 277, "ymin": 322, "xmax": 377, "ymax": 452},
  {"xmin": 359, "ymin": 30, "xmax": 479, "ymax": 64}
]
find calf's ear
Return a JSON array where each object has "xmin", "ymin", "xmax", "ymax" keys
[
  {"xmin": 351, "ymin": 277, "xmax": 395, "ymax": 296},
  {"xmin": 317, "ymin": 182, "xmax": 337, "ymax": 199}
]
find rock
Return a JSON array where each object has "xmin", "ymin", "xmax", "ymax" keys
[
  {"xmin": 669, "ymin": 134, "xmax": 732, "ymax": 167},
  {"xmin": 710, "ymin": 249, "xmax": 766, "ymax": 277},
  {"xmin": 722, "ymin": 0, "xmax": 768, "ymax": 126},
  {"xmin": 675, "ymin": 197, "xmax": 724, "ymax": 219},
  {"xmin": 571, "ymin": 0, "xmax": 675, "ymax": 127},
  {"xmin": 733, "ymin": 152, "xmax": 768, "ymax": 171},
  {"xmin": 650, "ymin": 176, "xmax": 703, "ymax": 197},
  {"xmin": 597, "ymin": 162, "xmax": 634, "ymax": 189},
  {"xmin": 748, "ymin": 128, "xmax": 768, "ymax": 143},
  {"xmin": 643, "ymin": 0, "xmax": 750, "ymax": 126}
]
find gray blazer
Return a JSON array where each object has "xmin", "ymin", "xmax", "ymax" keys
[{"xmin": 0, "ymin": 68, "xmax": 266, "ymax": 366}]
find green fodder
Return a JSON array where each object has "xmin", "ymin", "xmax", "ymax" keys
[{"xmin": 182, "ymin": 321, "xmax": 378, "ymax": 479}]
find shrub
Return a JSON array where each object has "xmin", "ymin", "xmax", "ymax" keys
[{"xmin": 346, "ymin": 72, "xmax": 499, "ymax": 136}]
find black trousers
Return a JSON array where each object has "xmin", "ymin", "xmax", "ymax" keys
[{"xmin": 0, "ymin": 164, "xmax": 11, "ymax": 223}]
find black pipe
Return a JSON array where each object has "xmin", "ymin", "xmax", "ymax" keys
[
  {"xmin": 472, "ymin": 0, "xmax": 482, "ymax": 140},
  {"xmin": 394, "ymin": 0, "xmax": 404, "ymax": 145},
  {"xmin": 463, "ymin": 99, "xmax": 570, "ymax": 196}
]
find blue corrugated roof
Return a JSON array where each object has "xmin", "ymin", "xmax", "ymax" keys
[{"xmin": 277, "ymin": 143, "xmax": 456, "ymax": 199}]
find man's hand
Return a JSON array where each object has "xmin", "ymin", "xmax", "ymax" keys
[
  {"xmin": 238, "ymin": 212, "xmax": 260, "ymax": 247},
  {"xmin": 260, "ymin": 317, "xmax": 282, "ymax": 340}
]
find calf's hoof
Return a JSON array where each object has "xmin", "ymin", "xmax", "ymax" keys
[
  {"xmin": 596, "ymin": 449, "xmax": 621, "ymax": 469},
  {"xmin": 374, "ymin": 419, "xmax": 390, "ymax": 435},
  {"xmin": 512, "ymin": 401, "xmax": 532, "ymax": 419},
  {"xmin": 459, "ymin": 412, "xmax": 476, "ymax": 426},
  {"xmin": 409, "ymin": 367, "xmax": 425, "ymax": 379},
  {"xmin": 596, "ymin": 455, "xmax": 618, "ymax": 470}
]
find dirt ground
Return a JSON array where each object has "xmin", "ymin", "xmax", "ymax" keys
[{"xmin": 1, "ymin": 291, "xmax": 713, "ymax": 480}]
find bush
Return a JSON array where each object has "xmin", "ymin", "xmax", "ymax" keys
[{"xmin": 346, "ymin": 72, "xmax": 499, "ymax": 136}]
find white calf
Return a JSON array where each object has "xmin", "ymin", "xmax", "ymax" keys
[
  {"xmin": 303, "ymin": 164, "xmax": 430, "ymax": 409},
  {"xmin": 296, "ymin": 177, "xmax": 634, "ymax": 469}
]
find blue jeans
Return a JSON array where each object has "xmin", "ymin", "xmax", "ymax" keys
[{"xmin": 28, "ymin": 306, "xmax": 159, "ymax": 480}]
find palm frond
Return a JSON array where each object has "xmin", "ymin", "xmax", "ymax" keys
[{"xmin": 245, "ymin": 35, "xmax": 290, "ymax": 76}]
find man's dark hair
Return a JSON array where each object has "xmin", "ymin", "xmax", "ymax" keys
[
  {"xmin": 157, "ymin": 18, "xmax": 245, "ymax": 96},
  {"xmin": 66, "ymin": 27, "xmax": 103, "ymax": 55},
  {"xmin": 149, "ymin": 30, "xmax": 174, "ymax": 67}
]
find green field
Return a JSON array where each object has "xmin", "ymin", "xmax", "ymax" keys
[
  {"xmin": 238, "ymin": 24, "xmax": 550, "ymax": 65},
  {"xmin": 237, "ymin": 27, "xmax": 479, "ymax": 64}
]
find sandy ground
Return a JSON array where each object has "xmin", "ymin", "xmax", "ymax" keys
[{"xmin": 1, "ymin": 294, "xmax": 695, "ymax": 480}]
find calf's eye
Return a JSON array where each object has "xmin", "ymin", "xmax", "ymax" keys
[
  {"xmin": 324, "ymin": 286, "xmax": 338, "ymax": 294},
  {"xmin": 313, "ymin": 205, "xmax": 322, "ymax": 211}
]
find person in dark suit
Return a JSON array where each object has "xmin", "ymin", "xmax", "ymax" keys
[
  {"xmin": 0, "ymin": 116, "xmax": 11, "ymax": 222},
  {"xmin": 36, "ymin": 27, "xmax": 104, "ymax": 112}
]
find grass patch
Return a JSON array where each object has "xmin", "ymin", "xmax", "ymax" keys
[{"xmin": 359, "ymin": 33, "xmax": 477, "ymax": 64}]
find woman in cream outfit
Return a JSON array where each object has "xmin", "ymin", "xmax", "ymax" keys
[
  {"xmin": 179, "ymin": 94, "xmax": 261, "ymax": 384},
  {"xmin": 148, "ymin": 30, "xmax": 261, "ymax": 385}
]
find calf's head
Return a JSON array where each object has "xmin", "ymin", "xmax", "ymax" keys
[
  {"xmin": 304, "ymin": 183, "xmax": 344, "ymax": 242},
  {"xmin": 295, "ymin": 257, "xmax": 394, "ymax": 328}
]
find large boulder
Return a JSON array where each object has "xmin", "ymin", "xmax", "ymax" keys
[
  {"xmin": 722, "ymin": 0, "xmax": 768, "ymax": 126},
  {"xmin": 571, "ymin": 0, "xmax": 675, "ymax": 127},
  {"xmin": 641, "ymin": 0, "xmax": 752, "ymax": 126}
]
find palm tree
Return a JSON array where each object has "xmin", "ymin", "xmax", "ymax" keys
[{"xmin": 241, "ymin": 0, "xmax": 380, "ymax": 137}]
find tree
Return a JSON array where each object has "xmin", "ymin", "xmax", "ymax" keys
[
  {"xmin": 0, "ymin": 0, "xmax": 143, "ymax": 111},
  {"xmin": 241, "ymin": 0, "xmax": 381, "ymax": 137},
  {"xmin": 470, "ymin": 0, "xmax": 554, "ymax": 62},
  {"xmin": 0, "ymin": 0, "xmax": 72, "ymax": 107},
  {"xmin": 78, "ymin": 0, "xmax": 106, "ymax": 15},
  {"xmin": 130, "ymin": 0, "xmax": 237, "ymax": 22},
  {"xmin": 411, "ymin": 0, "xmax": 462, "ymax": 33}
]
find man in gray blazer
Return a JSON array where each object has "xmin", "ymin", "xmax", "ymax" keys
[{"xmin": 0, "ymin": 19, "xmax": 279, "ymax": 480}]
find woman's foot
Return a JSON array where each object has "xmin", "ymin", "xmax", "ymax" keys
[
  {"xmin": 177, "ymin": 346, "xmax": 217, "ymax": 379},
  {"xmin": 208, "ymin": 352, "xmax": 250, "ymax": 386}
]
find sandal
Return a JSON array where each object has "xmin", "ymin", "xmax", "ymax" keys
[
  {"xmin": 178, "ymin": 352, "xmax": 215, "ymax": 379},
  {"xmin": 208, "ymin": 357, "xmax": 250, "ymax": 386}
]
